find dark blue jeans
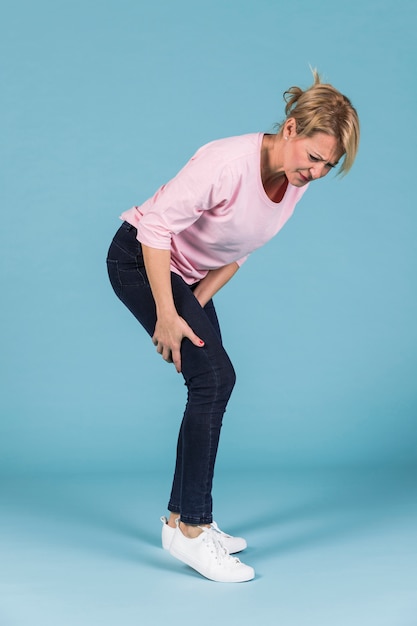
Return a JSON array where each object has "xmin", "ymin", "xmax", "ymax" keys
[{"xmin": 106, "ymin": 222, "xmax": 236, "ymax": 524}]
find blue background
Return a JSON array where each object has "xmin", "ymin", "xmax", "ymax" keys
[
  {"xmin": 1, "ymin": 2, "xmax": 417, "ymax": 625},
  {"xmin": 1, "ymin": 0, "xmax": 416, "ymax": 473}
]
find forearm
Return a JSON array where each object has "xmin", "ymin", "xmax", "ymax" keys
[
  {"xmin": 141, "ymin": 245, "xmax": 176, "ymax": 319},
  {"xmin": 193, "ymin": 262, "xmax": 239, "ymax": 307},
  {"xmin": 141, "ymin": 243, "xmax": 204, "ymax": 372}
]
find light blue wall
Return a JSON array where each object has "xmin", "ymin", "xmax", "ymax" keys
[{"xmin": 1, "ymin": 0, "xmax": 416, "ymax": 472}]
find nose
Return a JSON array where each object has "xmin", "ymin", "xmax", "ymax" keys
[{"xmin": 309, "ymin": 162, "xmax": 327, "ymax": 179}]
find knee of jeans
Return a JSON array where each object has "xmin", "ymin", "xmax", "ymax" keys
[
  {"xmin": 188, "ymin": 357, "xmax": 236, "ymax": 406},
  {"xmin": 221, "ymin": 360, "xmax": 236, "ymax": 397}
]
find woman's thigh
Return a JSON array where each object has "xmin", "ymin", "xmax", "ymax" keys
[
  {"xmin": 106, "ymin": 223, "xmax": 229, "ymax": 373},
  {"xmin": 107, "ymin": 223, "xmax": 156, "ymax": 336}
]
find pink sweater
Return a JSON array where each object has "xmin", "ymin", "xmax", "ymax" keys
[{"xmin": 121, "ymin": 133, "xmax": 309, "ymax": 284}]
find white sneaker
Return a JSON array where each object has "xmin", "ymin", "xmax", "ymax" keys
[
  {"xmin": 169, "ymin": 523, "xmax": 255, "ymax": 583},
  {"xmin": 160, "ymin": 516, "xmax": 247, "ymax": 553}
]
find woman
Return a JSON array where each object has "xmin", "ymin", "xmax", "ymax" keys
[{"xmin": 106, "ymin": 71, "xmax": 360, "ymax": 583}]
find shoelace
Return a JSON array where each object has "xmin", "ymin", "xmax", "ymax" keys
[
  {"xmin": 210, "ymin": 521, "xmax": 231, "ymax": 539},
  {"xmin": 198, "ymin": 526, "xmax": 240, "ymax": 565}
]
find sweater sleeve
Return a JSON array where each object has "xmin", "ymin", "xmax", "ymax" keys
[{"xmin": 132, "ymin": 145, "xmax": 233, "ymax": 250}]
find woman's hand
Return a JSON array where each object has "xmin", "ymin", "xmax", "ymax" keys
[
  {"xmin": 193, "ymin": 263, "xmax": 239, "ymax": 308},
  {"xmin": 140, "ymin": 244, "xmax": 205, "ymax": 372},
  {"xmin": 152, "ymin": 313, "xmax": 204, "ymax": 373}
]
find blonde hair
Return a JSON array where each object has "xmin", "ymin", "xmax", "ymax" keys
[{"xmin": 280, "ymin": 70, "xmax": 360, "ymax": 175}]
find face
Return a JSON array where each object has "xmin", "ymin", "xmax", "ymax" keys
[{"xmin": 282, "ymin": 121, "xmax": 342, "ymax": 187}]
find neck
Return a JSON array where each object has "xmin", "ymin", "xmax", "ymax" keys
[{"xmin": 261, "ymin": 134, "xmax": 287, "ymax": 202}]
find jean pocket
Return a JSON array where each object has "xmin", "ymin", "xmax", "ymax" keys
[{"xmin": 117, "ymin": 259, "xmax": 148, "ymax": 288}]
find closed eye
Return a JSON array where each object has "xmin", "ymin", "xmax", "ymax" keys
[{"xmin": 309, "ymin": 153, "xmax": 336, "ymax": 169}]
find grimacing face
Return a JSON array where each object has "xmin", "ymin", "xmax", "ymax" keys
[{"xmin": 283, "ymin": 122, "xmax": 342, "ymax": 187}]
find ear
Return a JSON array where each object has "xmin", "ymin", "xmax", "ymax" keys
[{"xmin": 283, "ymin": 117, "xmax": 297, "ymax": 138}]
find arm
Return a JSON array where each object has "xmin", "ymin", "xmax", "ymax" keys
[
  {"xmin": 141, "ymin": 244, "xmax": 204, "ymax": 373},
  {"xmin": 193, "ymin": 262, "xmax": 239, "ymax": 308}
]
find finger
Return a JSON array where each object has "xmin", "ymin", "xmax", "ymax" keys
[
  {"xmin": 171, "ymin": 347, "xmax": 182, "ymax": 373},
  {"xmin": 187, "ymin": 331, "xmax": 205, "ymax": 347},
  {"xmin": 161, "ymin": 345, "xmax": 174, "ymax": 363}
]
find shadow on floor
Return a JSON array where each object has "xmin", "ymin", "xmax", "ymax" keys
[{"xmin": 1, "ymin": 467, "xmax": 415, "ymax": 566}]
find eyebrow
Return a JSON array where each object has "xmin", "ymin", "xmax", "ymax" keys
[{"xmin": 312, "ymin": 151, "xmax": 339, "ymax": 168}]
